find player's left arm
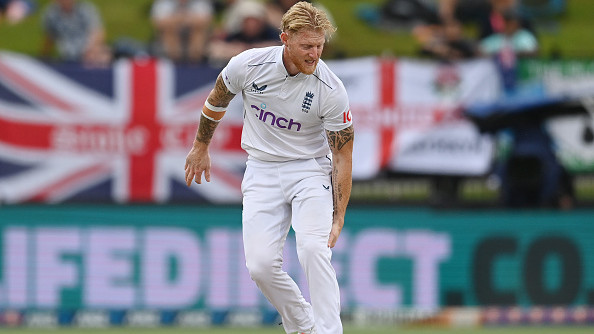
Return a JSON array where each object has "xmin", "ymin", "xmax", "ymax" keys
[{"xmin": 326, "ymin": 125, "xmax": 354, "ymax": 248}]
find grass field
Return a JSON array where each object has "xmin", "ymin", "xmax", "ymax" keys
[{"xmin": 1, "ymin": 327, "xmax": 594, "ymax": 334}]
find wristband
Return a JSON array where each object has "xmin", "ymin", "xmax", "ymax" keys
[
  {"xmin": 204, "ymin": 100, "xmax": 227, "ymax": 112},
  {"xmin": 201, "ymin": 110, "xmax": 221, "ymax": 122}
]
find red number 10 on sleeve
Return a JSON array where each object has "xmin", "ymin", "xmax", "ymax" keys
[{"xmin": 342, "ymin": 109, "xmax": 352, "ymax": 123}]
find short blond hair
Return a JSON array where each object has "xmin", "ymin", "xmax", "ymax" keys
[{"xmin": 280, "ymin": 1, "xmax": 336, "ymax": 40}]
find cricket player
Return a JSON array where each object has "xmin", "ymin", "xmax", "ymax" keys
[{"xmin": 185, "ymin": 2, "xmax": 354, "ymax": 333}]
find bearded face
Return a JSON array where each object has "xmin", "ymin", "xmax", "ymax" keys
[{"xmin": 281, "ymin": 29, "xmax": 326, "ymax": 76}]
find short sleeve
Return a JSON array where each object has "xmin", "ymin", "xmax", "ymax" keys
[
  {"xmin": 82, "ymin": 2, "xmax": 103, "ymax": 30},
  {"xmin": 221, "ymin": 53, "xmax": 247, "ymax": 95},
  {"xmin": 151, "ymin": 0, "xmax": 175, "ymax": 20},
  {"xmin": 322, "ymin": 84, "xmax": 352, "ymax": 132},
  {"xmin": 479, "ymin": 35, "xmax": 500, "ymax": 55},
  {"xmin": 514, "ymin": 31, "xmax": 538, "ymax": 53}
]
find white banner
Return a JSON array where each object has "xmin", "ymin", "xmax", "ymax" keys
[
  {"xmin": 392, "ymin": 120, "xmax": 494, "ymax": 175},
  {"xmin": 327, "ymin": 57, "xmax": 499, "ymax": 177},
  {"xmin": 547, "ymin": 115, "xmax": 594, "ymax": 172}
]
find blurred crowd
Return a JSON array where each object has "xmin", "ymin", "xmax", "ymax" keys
[
  {"xmin": 0, "ymin": 0, "xmax": 335, "ymax": 67},
  {"xmin": 360, "ymin": 0, "xmax": 546, "ymax": 64},
  {"xmin": 0, "ymin": 0, "xmax": 562, "ymax": 68},
  {"xmin": 405, "ymin": 0, "xmax": 544, "ymax": 97}
]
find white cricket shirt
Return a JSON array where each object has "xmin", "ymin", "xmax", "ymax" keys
[{"xmin": 221, "ymin": 46, "xmax": 352, "ymax": 162}]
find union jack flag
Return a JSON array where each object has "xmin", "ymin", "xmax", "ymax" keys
[{"xmin": 0, "ymin": 52, "xmax": 245, "ymax": 204}]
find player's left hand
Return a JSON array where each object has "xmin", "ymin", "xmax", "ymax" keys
[{"xmin": 328, "ymin": 217, "xmax": 344, "ymax": 248}]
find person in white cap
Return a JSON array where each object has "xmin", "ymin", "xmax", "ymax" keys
[{"xmin": 208, "ymin": 0, "xmax": 281, "ymax": 65}]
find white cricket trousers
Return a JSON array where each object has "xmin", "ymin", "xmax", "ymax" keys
[{"xmin": 241, "ymin": 156, "xmax": 342, "ymax": 334}]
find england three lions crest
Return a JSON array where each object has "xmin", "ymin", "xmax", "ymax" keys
[{"xmin": 301, "ymin": 91, "xmax": 314, "ymax": 113}]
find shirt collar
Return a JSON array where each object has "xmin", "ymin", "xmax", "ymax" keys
[{"xmin": 275, "ymin": 46, "xmax": 288, "ymax": 76}]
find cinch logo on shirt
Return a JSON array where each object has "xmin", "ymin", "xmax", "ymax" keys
[{"xmin": 251, "ymin": 105, "xmax": 301, "ymax": 131}]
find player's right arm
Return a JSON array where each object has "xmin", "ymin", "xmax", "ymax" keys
[{"xmin": 184, "ymin": 73, "xmax": 236, "ymax": 186}]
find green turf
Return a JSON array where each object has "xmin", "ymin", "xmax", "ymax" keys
[{"xmin": 1, "ymin": 327, "xmax": 594, "ymax": 334}]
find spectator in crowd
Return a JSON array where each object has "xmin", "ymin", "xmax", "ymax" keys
[
  {"xmin": 430, "ymin": 0, "xmax": 493, "ymax": 28},
  {"xmin": 0, "ymin": 0, "xmax": 35, "ymax": 24},
  {"xmin": 218, "ymin": 0, "xmax": 248, "ymax": 36},
  {"xmin": 478, "ymin": 7, "xmax": 547, "ymax": 209},
  {"xmin": 414, "ymin": 18, "xmax": 478, "ymax": 62},
  {"xmin": 479, "ymin": 8, "xmax": 538, "ymax": 94},
  {"xmin": 415, "ymin": 0, "xmax": 536, "ymax": 39},
  {"xmin": 479, "ymin": 8, "xmax": 538, "ymax": 58},
  {"xmin": 356, "ymin": 0, "xmax": 464, "ymax": 32},
  {"xmin": 362, "ymin": 1, "xmax": 535, "ymax": 51},
  {"xmin": 150, "ymin": 0, "xmax": 214, "ymax": 63},
  {"xmin": 208, "ymin": 0, "xmax": 280, "ymax": 66},
  {"xmin": 474, "ymin": 0, "xmax": 536, "ymax": 40},
  {"xmin": 40, "ymin": 0, "xmax": 111, "ymax": 67}
]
